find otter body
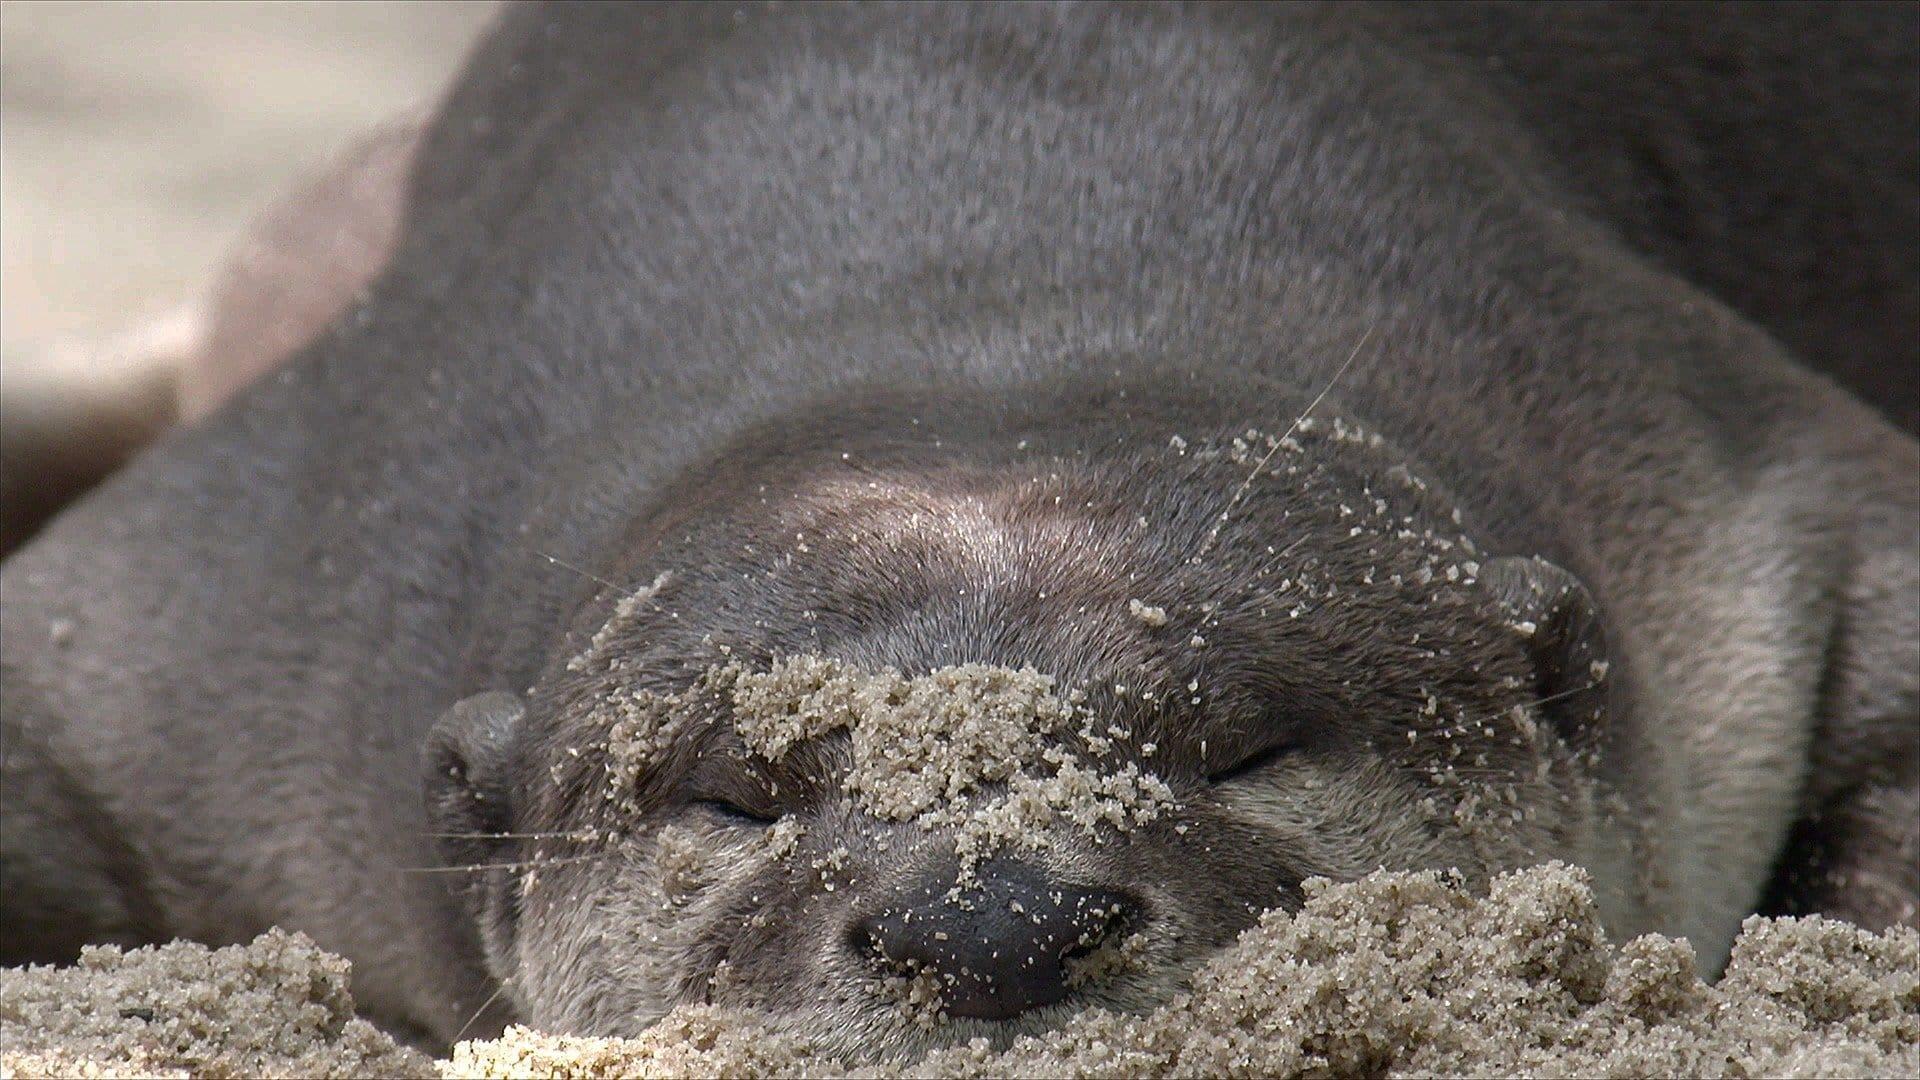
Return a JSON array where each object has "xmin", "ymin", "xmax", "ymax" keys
[{"xmin": 3, "ymin": 1, "xmax": 1914, "ymax": 1052}]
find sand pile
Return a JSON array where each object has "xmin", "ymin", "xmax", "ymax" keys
[
  {"xmin": 0, "ymin": 928, "xmax": 432, "ymax": 1079},
  {"xmin": 7, "ymin": 864, "xmax": 1913, "ymax": 1079}
]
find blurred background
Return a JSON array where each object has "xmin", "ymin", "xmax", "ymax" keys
[{"xmin": 0, "ymin": 0, "xmax": 498, "ymax": 550}]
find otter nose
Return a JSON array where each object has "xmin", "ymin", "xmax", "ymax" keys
[{"xmin": 854, "ymin": 859, "xmax": 1138, "ymax": 1020}]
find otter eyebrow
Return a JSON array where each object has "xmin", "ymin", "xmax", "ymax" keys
[
  {"xmin": 1190, "ymin": 715, "xmax": 1302, "ymax": 773},
  {"xmin": 678, "ymin": 720, "xmax": 828, "ymax": 805},
  {"xmin": 1170, "ymin": 678, "xmax": 1342, "ymax": 771},
  {"xmin": 685, "ymin": 743, "xmax": 784, "ymax": 795}
]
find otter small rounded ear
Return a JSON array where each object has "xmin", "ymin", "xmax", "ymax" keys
[
  {"xmin": 425, "ymin": 691, "xmax": 526, "ymax": 869},
  {"xmin": 1479, "ymin": 556, "xmax": 1610, "ymax": 745}
]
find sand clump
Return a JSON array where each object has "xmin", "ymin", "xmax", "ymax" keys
[
  {"xmin": 0, "ymin": 928, "xmax": 432, "ymax": 1079},
  {"xmin": 727, "ymin": 658, "xmax": 1176, "ymax": 876},
  {"xmin": 14, "ymin": 865, "xmax": 1910, "ymax": 1078},
  {"xmin": 727, "ymin": 657, "xmax": 1081, "ymax": 821},
  {"xmin": 1126, "ymin": 599, "xmax": 1170, "ymax": 628},
  {"xmin": 599, "ymin": 656, "xmax": 1176, "ymax": 878}
]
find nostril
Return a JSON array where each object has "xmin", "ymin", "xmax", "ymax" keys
[
  {"xmin": 850, "ymin": 916, "xmax": 899, "ymax": 972},
  {"xmin": 848, "ymin": 921, "xmax": 878, "ymax": 961},
  {"xmin": 1059, "ymin": 891, "xmax": 1139, "ymax": 961},
  {"xmin": 1061, "ymin": 904, "xmax": 1125, "ymax": 960},
  {"xmin": 853, "ymin": 908, "xmax": 936, "ymax": 979}
]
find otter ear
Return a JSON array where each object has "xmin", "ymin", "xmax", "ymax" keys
[
  {"xmin": 425, "ymin": 691, "xmax": 526, "ymax": 875},
  {"xmin": 1478, "ymin": 556, "xmax": 1610, "ymax": 746}
]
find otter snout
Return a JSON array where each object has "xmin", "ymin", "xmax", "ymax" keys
[{"xmin": 853, "ymin": 858, "xmax": 1141, "ymax": 1020}]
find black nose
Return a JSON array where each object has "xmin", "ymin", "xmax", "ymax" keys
[{"xmin": 854, "ymin": 859, "xmax": 1140, "ymax": 1021}]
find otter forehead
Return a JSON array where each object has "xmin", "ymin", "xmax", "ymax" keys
[
  {"xmin": 749, "ymin": 421, "xmax": 1481, "ymax": 615},
  {"xmin": 776, "ymin": 475, "xmax": 1049, "ymax": 572}
]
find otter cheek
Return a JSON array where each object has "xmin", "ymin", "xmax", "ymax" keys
[
  {"xmin": 544, "ymin": 820, "xmax": 826, "ymax": 1032},
  {"xmin": 489, "ymin": 830, "xmax": 690, "ymax": 1037}
]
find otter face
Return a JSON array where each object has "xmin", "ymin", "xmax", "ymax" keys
[{"xmin": 426, "ymin": 418, "xmax": 1616, "ymax": 1059}]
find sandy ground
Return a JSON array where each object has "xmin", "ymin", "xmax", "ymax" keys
[{"xmin": 3, "ymin": 864, "xmax": 1914, "ymax": 1079}]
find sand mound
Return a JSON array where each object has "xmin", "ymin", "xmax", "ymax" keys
[
  {"xmin": 11, "ymin": 866, "xmax": 1909, "ymax": 1079},
  {"xmin": 0, "ymin": 928, "xmax": 432, "ymax": 1079}
]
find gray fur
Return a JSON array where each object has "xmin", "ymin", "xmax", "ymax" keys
[{"xmin": 3, "ymin": 0, "xmax": 1915, "ymax": 1053}]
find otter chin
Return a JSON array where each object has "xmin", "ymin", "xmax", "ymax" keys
[{"xmin": 425, "ymin": 401, "xmax": 1631, "ymax": 1058}]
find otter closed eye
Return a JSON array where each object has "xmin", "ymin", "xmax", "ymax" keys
[
  {"xmin": 1206, "ymin": 741, "xmax": 1302, "ymax": 785},
  {"xmin": 691, "ymin": 799, "xmax": 781, "ymax": 827}
]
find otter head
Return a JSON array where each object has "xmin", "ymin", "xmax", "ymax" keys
[{"xmin": 425, "ymin": 398, "xmax": 1618, "ymax": 1059}]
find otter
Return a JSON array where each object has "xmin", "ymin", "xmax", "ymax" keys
[{"xmin": 3, "ymin": 1, "xmax": 1914, "ymax": 1059}]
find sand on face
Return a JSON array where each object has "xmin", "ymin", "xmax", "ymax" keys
[{"xmin": 7, "ymin": 865, "xmax": 1914, "ymax": 1079}]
